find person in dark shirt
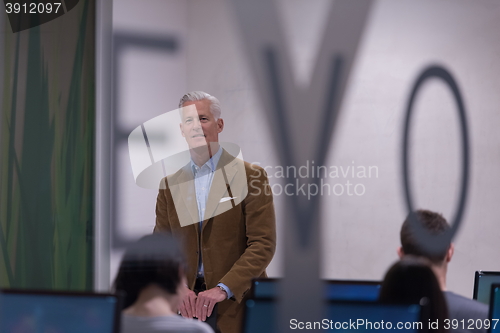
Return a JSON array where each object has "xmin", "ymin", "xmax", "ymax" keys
[
  {"xmin": 397, "ymin": 209, "xmax": 488, "ymax": 333},
  {"xmin": 380, "ymin": 256, "xmax": 449, "ymax": 333}
]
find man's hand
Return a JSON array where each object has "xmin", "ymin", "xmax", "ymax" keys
[
  {"xmin": 195, "ymin": 287, "xmax": 227, "ymax": 321},
  {"xmin": 179, "ymin": 288, "xmax": 197, "ymax": 318}
]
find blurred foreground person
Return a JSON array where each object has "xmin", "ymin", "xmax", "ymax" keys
[
  {"xmin": 114, "ymin": 233, "xmax": 213, "ymax": 333},
  {"xmin": 380, "ymin": 256, "xmax": 449, "ymax": 333},
  {"xmin": 398, "ymin": 210, "xmax": 488, "ymax": 333}
]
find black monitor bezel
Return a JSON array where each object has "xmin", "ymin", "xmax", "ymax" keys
[
  {"xmin": 249, "ymin": 277, "xmax": 381, "ymax": 300},
  {"xmin": 0, "ymin": 288, "xmax": 122, "ymax": 333},
  {"xmin": 473, "ymin": 271, "xmax": 500, "ymax": 301}
]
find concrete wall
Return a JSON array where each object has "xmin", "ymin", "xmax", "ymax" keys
[{"xmin": 110, "ymin": 0, "xmax": 188, "ymax": 282}]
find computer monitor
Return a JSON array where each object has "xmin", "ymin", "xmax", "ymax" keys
[
  {"xmin": 251, "ymin": 278, "xmax": 278, "ymax": 298},
  {"xmin": 251, "ymin": 278, "xmax": 381, "ymax": 301},
  {"xmin": 325, "ymin": 280, "xmax": 381, "ymax": 302},
  {"xmin": 489, "ymin": 284, "xmax": 500, "ymax": 333},
  {"xmin": 0, "ymin": 289, "xmax": 121, "ymax": 333},
  {"xmin": 243, "ymin": 298, "xmax": 421, "ymax": 333},
  {"xmin": 243, "ymin": 298, "xmax": 275, "ymax": 333},
  {"xmin": 326, "ymin": 301, "xmax": 422, "ymax": 332},
  {"xmin": 474, "ymin": 271, "xmax": 500, "ymax": 305}
]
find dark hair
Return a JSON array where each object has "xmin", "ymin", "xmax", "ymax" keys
[
  {"xmin": 400, "ymin": 209, "xmax": 450, "ymax": 263},
  {"xmin": 113, "ymin": 233, "xmax": 186, "ymax": 309},
  {"xmin": 379, "ymin": 257, "xmax": 448, "ymax": 333}
]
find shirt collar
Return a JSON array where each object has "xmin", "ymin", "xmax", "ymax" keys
[{"xmin": 190, "ymin": 146, "xmax": 223, "ymax": 173}]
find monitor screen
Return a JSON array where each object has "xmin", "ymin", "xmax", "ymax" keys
[
  {"xmin": 0, "ymin": 290, "xmax": 119, "ymax": 333},
  {"xmin": 252, "ymin": 279, "xmax": 380, "ymax": 301},
  {"xmin": 325, "ymin": 283, "xmax": 381, "ymax": 302},
  {"xmin": 326, "ymin": 302, "xmax": 421, "ymax": 332},
  {"xmin": 243, "ymin": 299, "xmax": 421, "ymax": 333},
  {"xmin": 252, "ymin": 279, "xmax": 277, "ymax": 298},
  {"xmin": 474, "ymin": 272, "xmax": 500, "ymax": 305},
  {"xmin": 490, "ymin": 284, "xmax": 500, "ymax": 333},
  {"xmin": 244, "ymin": 298, "xmax": 275, "ymax": 333}
]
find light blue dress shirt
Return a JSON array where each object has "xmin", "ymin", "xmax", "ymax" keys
[{"xmin": 191, "ymin": 147, "xmax": 233, "ymax": 299}]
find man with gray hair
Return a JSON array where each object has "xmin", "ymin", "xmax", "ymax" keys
[{"xmin": 155, "ymin": 91, "xmax": 276, "ymax": 333}]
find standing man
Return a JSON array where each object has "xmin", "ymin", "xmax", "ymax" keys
[{"xmin": 155, "ymin": 91, "xmax": 276, "ymax": 333}]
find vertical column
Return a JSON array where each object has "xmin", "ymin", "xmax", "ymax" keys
[{"xmin": 94, "ymin": 0, "xmax": 113, "ymax": 292}]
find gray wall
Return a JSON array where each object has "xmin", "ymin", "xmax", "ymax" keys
[
  {"xmin": 110, "ymin": 0, "xmax": 188, "ymax": 281},
  {"xmin": 110, "ymin": 0, "xmax": 500, "ymax": 297}
]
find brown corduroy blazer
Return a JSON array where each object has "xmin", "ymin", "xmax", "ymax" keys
[{"xmin": 154, "ymin": 149, "xmax": 276, "ymax": 333}]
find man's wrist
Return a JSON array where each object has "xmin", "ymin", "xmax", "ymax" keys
[
  {"xmin": 217, "ymin": 285, "xmax": 228, "ymax": 298},
  {"xmin": 216, "ymin": 283, "xmax": 233, "ymax": 299}
]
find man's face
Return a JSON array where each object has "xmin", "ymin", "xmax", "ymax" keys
[{"xmin": 179, "ymin": 99, "xmax": 223, "ymax": 149}]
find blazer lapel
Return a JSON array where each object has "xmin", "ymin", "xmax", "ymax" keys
[
  {"xmin": 169, "ymin": 164, "xmax": 200, "ymax": 227},
  {"xmin": 202, "ymin": 150, "xmax": 238, "ymax": 229}
]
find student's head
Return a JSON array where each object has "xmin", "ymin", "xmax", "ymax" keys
[
  {"xmin": 379, "ymin": 256, "xmax": 449, "ymax": 332},
  {"xmin": 114, "ymin": 233, "xmax": 186, "ymax": 309},
  {"xmin": 398, "ymin": 209, "xmax": 454, "ymax": 266}
]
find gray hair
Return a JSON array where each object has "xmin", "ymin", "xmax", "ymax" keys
[{"xmin": 178, "ymin": 91, "xmax": 222, "ymax": 120}]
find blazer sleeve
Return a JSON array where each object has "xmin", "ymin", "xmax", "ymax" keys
[
  {"xmin": 154, "ymin": 177, "xmax": 171, "ymax": 233},
  {"xmin": 218, "ymin": 164, "xmax": 276, "ymax": 302}
]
